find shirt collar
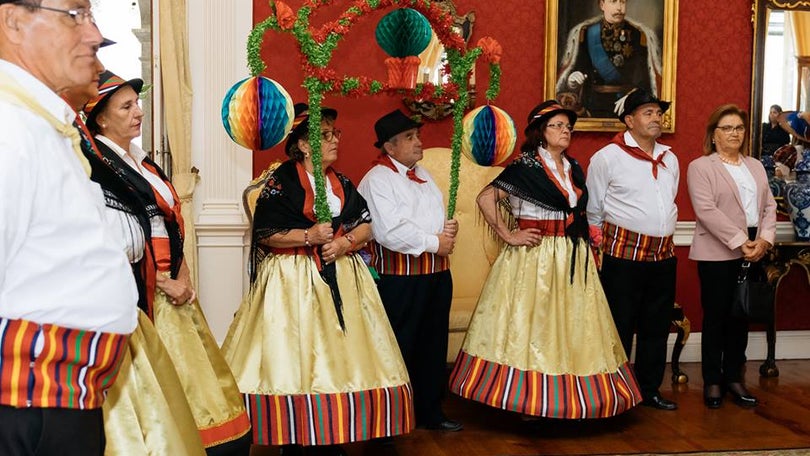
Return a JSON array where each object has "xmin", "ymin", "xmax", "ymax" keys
[
  {"xmin": 388, "ymin": 155, "xmax": 417, "ymax": 174},
  {"xmin": 95, "ymin": 134, "xmax": 147, "ymax": 163},
  {"xmin": 537, "ymin": 146, "xmax": 570, "ymax": 171},
  {"xmin": 0, "ymin": 59, "xmax": 75, "ymax": 124}
]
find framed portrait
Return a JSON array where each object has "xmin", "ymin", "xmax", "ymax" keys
[{"xmin": 544, "ymin": 0, "xmax": 678, "ymax": 132}]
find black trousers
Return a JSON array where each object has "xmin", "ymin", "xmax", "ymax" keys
[
  {"xmin": 0, "ymin": 405, "xmax": 104, "ymax": 456},
  {"xmin": 698, "ymin": 258, "xmax": 751, "ymax": 385},
  {"xmin": 377, "ymin": 270, "xmax": 453, "ymax": 425},
  {"xmin": 600, "ymin": 255, "xmax": 677, "ymax": 399}
]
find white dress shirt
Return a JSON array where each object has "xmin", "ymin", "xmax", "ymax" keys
[
  {"xmin": 586, "ymin": 131, "xmax": 679, "ymax": 237},
  {"xmin": 96, "ymin": 135, "xmax": 175, "ymax": 238},
  {"xmin": 358, "ymin": 157, "xmax": 445, "ymax": 256},
  {"xmin": 723, "ymin": 162, "xmax": 759, "ymax": 227},
  {"xmin": 0, "ymin": 60, "xmax": 137, "ymax": 334}
]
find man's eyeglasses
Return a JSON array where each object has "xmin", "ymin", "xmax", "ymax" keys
[
  {"xmin": 716, "ymin": 125, "xmax": 746, "ymax": 135},
  {"xmin": 321, "ymin": 129, "xmax": 342, "ymax": 142},
  {"xmin": 13, "ymin": 2, "xmax": 95, "ymax": 26},
  {"xmin": 546, "ymin": 122, "xmax": 574, "ymax": 132}
]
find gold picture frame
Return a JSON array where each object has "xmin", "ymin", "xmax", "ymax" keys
[{"xmin": 544, "ymin": 0, "xmax": 678, "ymax": 132}]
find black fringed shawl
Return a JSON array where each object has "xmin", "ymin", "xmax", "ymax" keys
[
  {"xmin": 251, "ymin": 159, "xmax": 371, "ymax": 329},
  {"xmin": 94, "ymin": 139, "xmax": 185, "ymax": 281},
  {"xmin": 75, "ymin": 121, "xmax": 154, "ymax": 314},
  {"xmin": 491, "ymin": 151, "xmax": 590, "ymax": 281}
]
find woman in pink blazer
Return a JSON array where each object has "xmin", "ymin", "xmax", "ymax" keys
[{"xmin": 687, "ymin": 104, "xmax": 777, "ymax": 409}]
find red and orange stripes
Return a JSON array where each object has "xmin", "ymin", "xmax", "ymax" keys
[
  {"xmin": 246, "ymin": 383, "xmax": 413, "ymax": 446},
  {"xmin": 449, "ymin": 351, "xmax": 641, "ymax": 419},
  {"xmin": 367, "ymin": 241, "xmax": 449, "ymax": 276},
  {"xmin": 602, "ymin": 222, "xmax": 674, "ymax": 262},
  {"xmin": 0, "ymin": 317, "xmax": 127, "ymax": 410}
]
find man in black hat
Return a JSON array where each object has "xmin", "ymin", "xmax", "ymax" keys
[
  {"xmin": 585, "ymin": 88, "xmax": 679, "ymax": 410},
  {"xmin": 358, "ymin": 109, "xmax": 462, "ymax": 432},
  {"xmin": 0, "ymin": 1, "xmax": 137, "ymax": 454}
]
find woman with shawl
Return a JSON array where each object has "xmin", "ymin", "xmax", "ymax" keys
[
  {"xmin": 223, "ymin": 103, "xmax": 413, "ymax": 456},
  {"xmin": 449, "ymin": 100, "xmax": 642, "ymax": 419}
]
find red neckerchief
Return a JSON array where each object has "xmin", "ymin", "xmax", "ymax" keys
[
  {"xmin": 611, "ymin": 132, "xmax": 668, "ymax": 179},
  {"xmin": 372, "ymin": 154, "xmax": 426, "ymax": 183}
]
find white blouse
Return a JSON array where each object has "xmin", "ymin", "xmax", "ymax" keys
[
  {"xmin": 306, "ymin": 171, "xmax": 341, "ymax": 217},
  {"xmin": 723, "ymin": 162, "xmax": 759, "ymax": 227}
]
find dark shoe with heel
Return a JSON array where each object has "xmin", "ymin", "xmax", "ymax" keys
[
  {"xmin": 703, "ymin": 384, "xmax": 723, "ymax": 409},
  {"xmin": 424, "ymin": 418, "xmax": 464, "ymax": 432},
  {"xmin": 642, "ymin": 394, "xmax": 678, "ymax": 411},
  {"xmin": 727, "ymin": 382, "xmax": 758, "ymax": 407}
]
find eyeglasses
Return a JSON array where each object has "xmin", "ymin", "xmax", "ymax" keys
[
  {"xmin": 716, "ymin": 125, "xmax": 746, "ymax": 135},
  {"xmin": 13, "ymin": 2, "xmax": 96, "ymax": 26},
  {"xmin": 321, "ymin": 129, "xmax": 342, "ymax": 142},
  {"xmin": 546, "ymin": 122, "xmax": 574, "ymax": 132}
]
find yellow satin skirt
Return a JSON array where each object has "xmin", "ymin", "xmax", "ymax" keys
[
  {"xmin": 153, "ymin": 284, "xmax": 250, "ymax": 448},
  {"xmin": 222, "ymin": 253, "xmax": 413, "ymax": 446},
  {"xmin": 103, "ymin": 310, "xmax": 206, "ymax": 456},
  {"xmin": 449, "ymin": 236, "xmax": 642, "ymax": 418}
]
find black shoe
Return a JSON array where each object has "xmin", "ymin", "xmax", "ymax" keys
[
  {"xmin": 703, "ymin": 384, "xmax": 723, "ymax": 409},
  {"xmin": 306, "ymin": 445, "xmax": 348, "ymax": 456},
  {"xmin": 424, "ymin": 419, "xmax": 464, "ymax": 432},
  {"xmin": 727, "ymin": 382, "xmax": 758, "ymax": 407},
  {"xmin": 642, "ymin": 394, "xmax": 678, "ymax": 411},
  {"xmin": 279, "ymin": 445, "xmax": 305, "ymax": 456}
]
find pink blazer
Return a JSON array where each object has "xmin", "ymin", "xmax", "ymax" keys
[{"xmin": 687, "ymin": 154, "xmax": 777, "ymax": 261}]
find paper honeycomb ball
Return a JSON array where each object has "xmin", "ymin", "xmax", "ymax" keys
[
  {"xmin": 221, "ymin": 76, "xmax": 294, "ymax": 150},
  {"xmin": 461, "ymin": 105, "xmax": 517, "ymax": 166},
  {"xmin": 375, "ymin": 8, "xmax": 432, "ymax": 58}
]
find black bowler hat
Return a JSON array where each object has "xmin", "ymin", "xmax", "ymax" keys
[
  {"xmin": 284, "ymin": 102, "xmax": 338, "ymax": 155},
  {"xmin": 373, "ymin": 109, "xmax": 423, "ymax": 148},
  {"xmin": 614, "ymin": 88, "xmax": 671, "ymax": 124},
  {"xmin": 525, "ymin": 100, "xmax": 577, "ymax": 134}
]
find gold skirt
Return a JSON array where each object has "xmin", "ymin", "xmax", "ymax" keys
[
  {"xmin": 103, "ymin": 310, "xmax": 206, "ymax": 455},
  {"xmin": 449, "ymin": 237, "xmax": 642, "ymax": 418},
  {"xmin": 153, "ymin": 283, "xmax": 250, "ymax": 448},
  {"xmin": 222, "ymin": 253, "xmax": 413, "ymax": 446}
]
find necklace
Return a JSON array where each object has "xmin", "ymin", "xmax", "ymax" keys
[{"xmin": 718, "ymin": 153, "xmax": 742, "ymax": 166}]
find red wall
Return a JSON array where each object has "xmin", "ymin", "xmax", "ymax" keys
[{"xmin": 251, "ymin": 0, "xmax": 810, "ymax": 330}]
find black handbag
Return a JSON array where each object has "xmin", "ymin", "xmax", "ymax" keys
[{"xmin": 732, "ymin": 261, "xmax": 775, "ymax": 322}]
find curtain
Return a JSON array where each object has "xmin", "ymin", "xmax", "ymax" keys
[{"xmin": 159, "ymin": 0, "xmax": 199, "ymax": 286}]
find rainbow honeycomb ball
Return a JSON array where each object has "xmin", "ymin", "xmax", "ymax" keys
[
  {"xmin": 221, "ymin": 76, "xmax": 294, "ymax": 150},
  {"xmin": 461, "ymin": 105, "xmax": 517, "ymax": 166}
]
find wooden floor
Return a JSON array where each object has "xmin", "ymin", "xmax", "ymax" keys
[{"xmin": 250, "ymin": 360, "xmax": 810, "ymax": 456}]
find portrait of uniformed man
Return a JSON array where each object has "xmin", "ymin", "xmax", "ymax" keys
[{"xmin": 555, "ymin": 0, "xmax": 663, "ymax": 118}]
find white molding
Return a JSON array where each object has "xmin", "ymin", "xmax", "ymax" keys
[
  {"xmin": 663, "ymin": 330, "xmax": 810, "ymax": 363},
  {"xmin": 189, "ymin": 0, "xmax": 253, "ymax": 343},
  {"xmin": 673, "ymin": 220, "xmax": 796, "ymax": 247}
]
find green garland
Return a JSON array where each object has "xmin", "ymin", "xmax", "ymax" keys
[{"xmin": 248, "ymin": 0, "xmax": 503, "ymax": 222}]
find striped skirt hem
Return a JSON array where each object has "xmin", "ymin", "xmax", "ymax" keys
[
  {"xmin": 246, "ymin": 383, "xmax": 414, "ymax": 446},
  {"xmin": 449, "ymin": 351, "xmax": 642, "ymax": 419}
]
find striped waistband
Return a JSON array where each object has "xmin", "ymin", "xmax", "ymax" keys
[
  {"xmin": 517, "ymin": 218, "xmax": 567, "ymax": 237},
  {"xmin": 602, "ymin": 222, "xmax": 674, "ymax": 262},
  {"xmin": 367, "ymin": 241, "xmax": 449, "ymax": 275},
  {"xmin": 0, "ymin": 317, "xmax": 127, "ymax": 409},
  {"xmin": 269, "ymin": 246, "xmax": 313, "ymax": 256}
]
